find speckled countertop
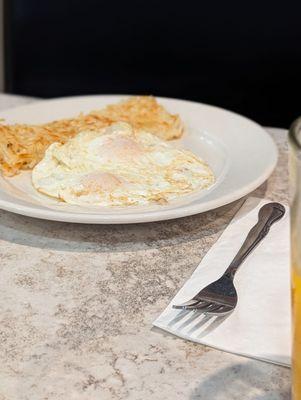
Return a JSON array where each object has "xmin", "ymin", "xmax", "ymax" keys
[{"xmin": 0, "ymin": 95, "xmax": 290, "ymax": 400}]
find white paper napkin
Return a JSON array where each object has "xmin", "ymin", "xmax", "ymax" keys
[{"xmin": 153, "ymin": 197, "xmax": 291, "ymax": 366}]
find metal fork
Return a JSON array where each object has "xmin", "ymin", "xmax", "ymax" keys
[{"xmin": 173, "ymin": 202, "xmax": 285, "ymax": 316}]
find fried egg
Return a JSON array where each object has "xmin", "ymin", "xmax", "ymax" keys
[{"xmin": 32, "ymin": 122, "xmax": 214, "ymax": 206}]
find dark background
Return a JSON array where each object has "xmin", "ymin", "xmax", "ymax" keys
[{"xmin": 4, "ymin": 0, "xmax": 301, "ymax": 128}]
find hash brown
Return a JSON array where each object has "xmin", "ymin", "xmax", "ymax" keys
[{"xmin": 0, "ymin": 96, "xmax": 184, "ymax": 176}]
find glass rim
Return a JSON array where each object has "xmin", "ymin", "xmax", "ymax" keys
[{"xmin": 289, "ymin": 116, "xmax": 301, "ymax": 150}]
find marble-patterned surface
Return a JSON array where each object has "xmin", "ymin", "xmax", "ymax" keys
[{"xmin": 0, "ymin": 95, "xmax": 290, "ymax": 400}]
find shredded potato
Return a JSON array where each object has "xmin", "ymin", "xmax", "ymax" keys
[{"xmin": 0, "ymin": 96, "xmax": 184, "ymax": 176}]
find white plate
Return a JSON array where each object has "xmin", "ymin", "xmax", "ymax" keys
[{"xmin": 0, "ymin": 95, "xmax": 277, "ymax": 224}]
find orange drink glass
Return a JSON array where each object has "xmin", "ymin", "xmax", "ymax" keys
[{"xmin": 290, "ymin": 117, "xmax": 301, "ymax": 399}]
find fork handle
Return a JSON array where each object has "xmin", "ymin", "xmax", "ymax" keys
[{"xmin": 224, "ymin": 202, "xmax": 285, "ymax": 280}]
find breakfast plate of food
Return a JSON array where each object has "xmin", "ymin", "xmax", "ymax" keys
[{"xmin": 0, "ymin": 95, "xmax": 277, "ymax": 223}]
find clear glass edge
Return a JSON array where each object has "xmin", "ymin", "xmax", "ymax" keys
[{"xmin": 289, "ymin": 117, "xmax": 301, "ymax": 150}]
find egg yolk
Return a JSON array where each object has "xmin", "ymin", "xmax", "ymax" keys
[{"xmin": 81, "ymin": 172, "xmax": 123, "ymax": 192}]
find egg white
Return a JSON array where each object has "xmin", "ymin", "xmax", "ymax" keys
[{"xmin": 32, "ymin": 122, "xmax": 215, "ymax": 206}]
